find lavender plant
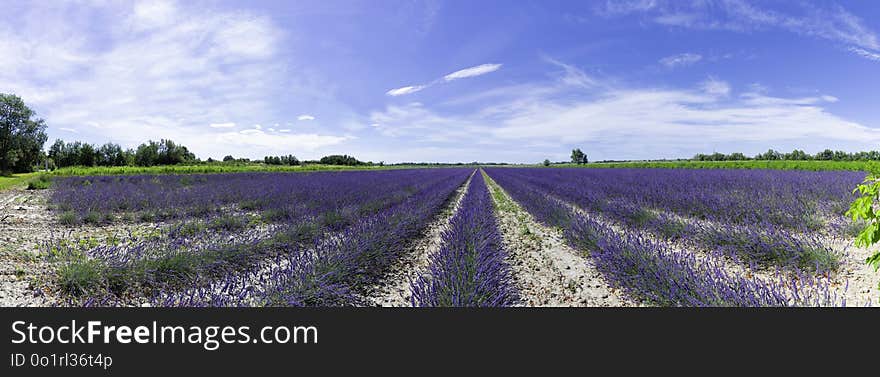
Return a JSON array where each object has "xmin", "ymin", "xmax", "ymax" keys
[
  {"xmin": 48, "ymin": 168, "xmax": 474, "ymax": 305},
  {"xmin": 486, "ymin": 167, "xmax": 848, "ymax": 272},
  {"xmin": 485, "ymin": 168, "xmax": 841, "ymax": 307},
  {"xmin": 411, "ymin": 172, "xmax": 519, "ymax": 307}
]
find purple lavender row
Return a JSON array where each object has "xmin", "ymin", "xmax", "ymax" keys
[
  {"xmin": 52, "ymin": 169, "xmax": 472, "ymax": 304},
  {"xmin": 486, "ymin": 168, "xmax": 840, "ymax": 272},
  {"xmin": 149, "ymin": 169, "xmax": 474, "ymax": 306},
  {"xmin": 485, "ymin": 169, "xmax": 840, "ymax": 307},
  {"xmin": 410, "ymin": 172, "xmax": 519, "ymax": 307},
  {"xmin": 50, "ymin": 170, "xmax": 450, "ymax": 224},
  {"xmin": 491, "ymin": 168, "xmax": 861, "ymax": 231}
]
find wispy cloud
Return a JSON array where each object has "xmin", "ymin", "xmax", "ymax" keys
[
  {"xmin": 849, "ymin": 47, "xmax": 880, "ymax": 62},
  {"xmin": 386, "ymin": 85, "xmax": 427, "ymax": 96},
  {"xmin": 543, "ymin": 57, "xmax": 596, "ymax": 88},
  {"xmin": 368, "ymin": 58, "xmax": 872, "ymax": 161},
  {"xmin": 596, "ymin": 0, "xmax": 880, "ymax": 61},
  {"xmin": 209, "ymin": 122, "xmax": 236, "ymax": 128},
  {"xmin": 218, "ymin": 129, "xmax": 350, "ymax": 151},
  {"xmin": 297, "ymin": 114, "xmax": 316, "ymax": 121},
  {"xmin": 659, "ymin": 53, "xmax": 702, "ymax": 68},
  {"xmin": 59, "ymin": 127, "xmax": 78, "ymax": 133},
  {"xmin": 700, "ymin": 77, "xmax": 731, "ymax": 97},
  {"xmin": 385, "ymin": 63, "xmax": 502, "ymax": 96},
  {"xmin": 443, "ymin": 63, "xmax": 502, "ymax": 81}
]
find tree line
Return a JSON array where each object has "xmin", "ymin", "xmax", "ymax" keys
[
  {"xmin": 693, "ymin": 149, "xmax": 880, "ymax": 162},
  {"xmin": 48, "ymin": 139, "xmax": 196, "ymax": 168},
  {"xmin": 1, "ymin": 93, "xmax": 381, "ymax": 173}
]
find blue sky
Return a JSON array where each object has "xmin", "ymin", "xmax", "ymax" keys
[{"xmin": 2, "ymin": 0, "xmax": 879, "ymax": 163}]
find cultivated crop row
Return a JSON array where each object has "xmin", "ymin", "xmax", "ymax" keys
[
  {"xmin": 486, "ymin": 168, "xmax": 858, "ymax": 272},
  {"xmin": 410, "ymin": 172, "xmax": 519, "ymax": 307},
  {"xmin": 46, "ymin": 169, "xmax": 473, "ymax": 306},
  {"xmin": 484, "ymin": 168, "xmax": 842, "ymax": 306}
]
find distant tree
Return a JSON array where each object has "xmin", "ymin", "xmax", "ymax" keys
[
  {"xmin": 815, "ymin": 149, "xmax": 834, "ymax": 160},
  {"xmin": 543, "ymin": 159, "xmax": 551, "ymax": 166},
  {"xmin": 320, "ymin": 154, "xmax": 363, "ymax": 166},
  {"xmin": 155, "ymin": 139, "xmax": 195, "ymax": 165},
  {"xmin": 570, "ymin": 148, "xmax": 587, "ymax": 164},
  {"xmin": 97, "ymin": 142, "xmax": 128, "ymax": 166},
  {"xmin": 78, "ymin": 143, "xmax": 97, "ymax": 166},
  {"xmin": 133, "ymin": 139, "xmax": 194, "ymax": 166},
  {"xmin": 755, "ymin": 149, "xmax": 781, "ymax": 160},
  {"xmin": 728, "ymin": 152, "xmax": 748, "ymax": 161},
  {"xmin": 0, "ymin": 94, "xmax": 48, "ymax": 174},
  {"xmin": 135, "ymin": 141, "xmax": 160, "ymax": 167},
  {"xmin": 206, "ymin": 157, "xmax": 215, "ymax": 163},
  {"xmin": 223, "ymin": 155, "xmax": 235, "ymax": 162}
]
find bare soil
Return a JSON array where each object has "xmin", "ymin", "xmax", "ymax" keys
[
  {"xmin": 483, "ymin": 173, "xmax": 632, "ymax": 307},
  {"xmin": 363, "ymin": 172, "xmax": 474, "ymax": 307}
]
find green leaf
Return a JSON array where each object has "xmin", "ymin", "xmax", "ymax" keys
[{"xmin": 867, "ymin": 252, "xmax": 880, "ymax": 272}]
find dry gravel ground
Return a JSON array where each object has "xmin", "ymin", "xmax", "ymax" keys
[
  {"xmin": 0, "ymin": 189, "xmax": 56, "ymax": 306},
  {"xmin": 364, "ymin": 172, "xmax": 474, "ymax": 307},
  {"xmin": 0, "ymin": 189, "xmax": 165, "ymax": 307},
  {"xmin": 828, "ymin": 239, "xmax": 880, "ymax": 306},
  {"xmin": 483, "ymin": 173, "xmax": 633, "ymax": 307}
]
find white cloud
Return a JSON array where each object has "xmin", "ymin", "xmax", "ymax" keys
[
  {"xmin": 216, "ymin": 129, "xmax": 350, "ymax": 151},
  {"xmin": 597, "ymin": 1, "xmax": 880, "ymax": 53},
  {"xmin": 848, "ymin": 47, "xmax": 880, "ymax": 62},
  {"xmin": 443, "ymin": 63, "xmax": 502, "ymax": 81},
  {"xmin": 386, "ymin": 62, "xmax": 502, "ymax": 96},
  {"xmin": 209, "ymin": 122, "xmax": 236, "ymax": 128},
  {"xmin": 130, "ymin": 0, "xmax": 177, "ymax": 31},
  {"xmin": 699, "ymin": 77, "xmax": 731, "ymax": 97},
  {"xmin": 659, "ymin": 53, "xmax": 702, "ymax": 68},
  {"xmin": 0, "ymin": 1, "xmax": 350, "ymax": 160},
  {"xmin": 543, "ymin": 57, "xmax": 596, "ymax": 88},
  {"xmin": 59, "ymin": 127, "xmax": 78, "ymax": 133},
  {"xmin": 254, "ymin": 124, "xmax": 262, "ymax": 130},
  {"xmin": 386, "ymin": 85, "xmax": 427, "ymax": 96},
  {"xmin": 367, "ymin": 61, "xmax": 873, "ymax": 161},
  {"xmin": 297, "ymin": 114, "xmax": 316, "ymax": 121}
]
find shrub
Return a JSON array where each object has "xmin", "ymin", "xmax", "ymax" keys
[
  {"xmin": 27, "ymin": 175, "xmax": 51, "ymax": 190},
  {"xmin": 58, "ymin": 211, "xmax": 78, "ymax": 225}
]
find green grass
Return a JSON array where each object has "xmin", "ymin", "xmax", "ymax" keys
[
  {"xmin": 48, "ymin": 163, "xmax": 452, "ymax": 177},
  {"xmin": 0, "ymin": 173, "xmax": 38, "ymax": 191},
  {"xmin": 548, "ymin": 160, "xmax": 880, "ymax": 173},
  {"xmin": 26, "ymin": 174, "xmax": 52, "ymax": 190}
]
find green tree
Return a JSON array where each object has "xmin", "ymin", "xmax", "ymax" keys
[
  {"xmin": 135, "ymin": 141, "xmax": 160, "ymax": 167},
  {"xmin": 0, "ymin": 94, "xmax": 48, "ymax": 174},
  {"xmin": 320, "ymin": 154, "xmax": 363, "ymax": 166},
  {"xmin": 570, "ymin": 148, "xmax": 587, "ymax": 164},
  {"xmin": 815, "ymin": 149, "xmax": 834, "ymax": 160},
  {"xmin": 543, "ymin": 159, "xmax": 551, "ymax": 167}
]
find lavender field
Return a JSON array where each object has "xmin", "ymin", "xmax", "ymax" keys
[{"xmin": 1, "ymin": 167, "xmax": 874, "ymax": 307}]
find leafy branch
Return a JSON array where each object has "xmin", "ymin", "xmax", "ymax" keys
[{"xmin": 845, "ymin": 175, "xmax": 880, "ymax": 298}]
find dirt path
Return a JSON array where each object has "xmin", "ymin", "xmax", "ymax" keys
[
  {"xmin": 363, "ymin": 171, "xmax": 475, "ymax": 307},
  {"xmin": 0, "ymin": 189, "xmax": 56, "ymax": 306},
  {"xmin": 483, "ymin": 172, "xmax": 631, "ymax": 307}
]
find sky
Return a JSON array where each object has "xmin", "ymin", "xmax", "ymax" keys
[{"xmin": 1, "ymin": 0, "xmax": 879, "ymax": 163}]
